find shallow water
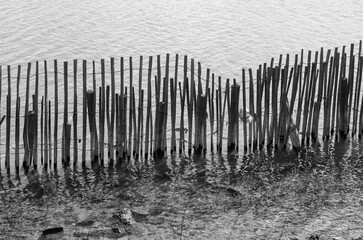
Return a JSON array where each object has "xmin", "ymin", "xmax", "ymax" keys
[
  {"xmin": 1, "ymin": 0, "xmax": 363, "ymax": 239},
  {"xmin": 0, "ymin": 140, "xmax": 363, "ymax": 239}
]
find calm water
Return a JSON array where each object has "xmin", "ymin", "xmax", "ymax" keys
[{"xmin": 1, "ymin": 1, "xmax": 363, "ymax": 239}]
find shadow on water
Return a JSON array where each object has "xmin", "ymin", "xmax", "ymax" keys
[
  {"xmin": 192, "ymin": 153, "xmax": 207, "ymax": 183},
  {"xmin": 153, "ymin": 156, "xmax": 172, "ymax": 181},
  {"xmin": 333, "ymin": 138, "xmax": 350, "ymax": 178},
  {"xmin": 1, "ymin": 137, "xmax": 361, "ymax": 203}
]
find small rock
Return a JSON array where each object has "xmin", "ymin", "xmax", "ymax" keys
[
  {"xmin": 42, "ymin": 227, "xmax": 64, "ymax": 235},
  {"xmin": 113, "ymin": 208, "xmax": 135, "ymax": 225},
  {"xmin": 111, "ymin": 227, "xmax": 121, "ymax": 233}
]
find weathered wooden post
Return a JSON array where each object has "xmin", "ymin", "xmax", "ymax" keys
[
  {"xmin": 28, "ymin": 111, "xmax": 36, "ymax": 171},
  {"xmin": 194, "ymin": 94, "xmax": 207, "ymax": 155},
  {"xmin": 5, "ymin": 66, "xmax": 11, "ymax": 174},
  {"xmin": 15, "ymin": 65, "xmax": 21, "ymax": 173},
  {"xmin": 128, "ymin": 57, "xmax": 133, "ymax": 160},
  {"xmin": 115, "ymin": 93, "xmax": 120, "ymax": 160},
  {"xmin": 64, "ymin": 123, "xmax": 71, "ymax": 167},
  {"xmin": 34, "ymin": 62, "xmax": 39, "ymax": 168},
  {"xmin": 171, "ymin": 54, "xmax": 179, "ymax": 154},
  {"xmin": 179, "ymin": 56, "xmax": 188, "ymax": 155},
  {"xmin": 82, "ymin": 60, "xmax": 87, "ymax": 166},
  {"xmin": 41, "ymin": 97, "xmax": 44, "ymax": 165},
  {"xmin": 106, "ymin": 85, "xmax": 112, "ymax": 161},
  {"xmin": 73, "ymin": 59, "xmax": 78, "ymax": 166},
  {"xmin": 339, "ymin": 78, "xmax": 349, "ymax": 139},
  {"xmin": 6, "ymin": 94, "xmax": 10, "ymax": 174},
  {"xmin": 44, "ymin": 61, "xmax": 49, "ymax": 170},
  {"xmin": 48, "ymin": 101, "xmax": 52, "ymax": 167},
  {"xmin": 54, "ymin": 60, "xmax": 59, "ymax": 169},
  {"xmin": 137, "ymin": 56, "xmax": 143, "ymax": 159},
  {"xmin": 228, "ymin": 80, "xmax": 240, "ymax": 153},
  {"xmin": 145, "ymin": 56, "xmax": 153, "ymax": 159},
  {"xmin": 62, "ymin": 61, "xmax": 69, "ymax": 167},
  {"xmin": 154, "ymin": 102, "xmax": 166, "ymax": 159},
  {"xmin": 209, "ymin": 73, "xmax": 215, "ymax": 152},
  {"xmin": 86, "ymin": 90, "xmax": 99, "ymax": 165},
  {"xmin": 22, "ymin": 63, "xmax": 31, "ymax": 170},
  {"xmin": 100, "ymin": 59, "xmax": 106, "ymax": 164},
  {"xmin": 188, "ymin": 59, "xmax": 195, "ymax": 155},
  {"xmin": 110, "ymin": 58, "xmax": 115, "ymax": 162},
  {"xmin": 248, "ymin": 69, "xmax": 256, "ymax": 150},
  {"xmin": 241, "ymin": 69, "xmax": 248, "ymax": 152},
  {"xmin": 122, "ymin": 92, "xmax": 128, "ymax": 159}
]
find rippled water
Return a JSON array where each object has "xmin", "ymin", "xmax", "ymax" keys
[
  {"xmin": 1, "ymin": 0, "xmax": 362, "ymax": 77},
  {"xmin": 1, "ymin": 0, "xmax": 363, "ymax": 239}
]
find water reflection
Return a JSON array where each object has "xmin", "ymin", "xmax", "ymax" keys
[{"xmin": 1, "ymin": 138, "xmax": 363, "ymax": 205}]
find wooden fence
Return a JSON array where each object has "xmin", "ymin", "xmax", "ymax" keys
[{"xmin": 0, "ymin": 41, "xmax": 362, "ymax": 174}]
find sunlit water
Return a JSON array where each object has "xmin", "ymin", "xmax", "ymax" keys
[
  {"xmin": 1, "ymin": 0, "xmax": 363, "ymax": 239},
  {"xmin": 1, "ymin": 0, "xmax": 362, "ymax": 76}
]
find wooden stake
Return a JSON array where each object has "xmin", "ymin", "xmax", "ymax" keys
[
  {"xmin": 242, "ymin": 69, "xmax": 248, "ymax": 152},
  {"xmin": 209, "ymin": 73, "xmax": 215, "ymax": 152},
  {"xmin": 106, "ymin": 85, "xmax": 112, "ymax": 161},
  {"xmin": 188, "ymin": 59, "xmax": 195, "ymax": 155},
  {"xmin": 54, "ymin": 60, "xmax": 59, "ymax": 169},
  {"xmin": 110, "ymin": 58, "xmax": 115, "ymax": 162},
  {"xmin": 34, "ymin": 61, "xmax": 39, "ymax": 168},
  {"xmin": 41, "ymin": 97, "xmax": 44, "ymax": 166},
  {"xmin": 82, "ymin": 60, "xmax": 87, "ymax": 166},
  {"xmin": 73, "ymin": 59, "xmax": 78, "ymax": 166},
  {"xmin": 248, "ymin": 69, "xmax": 256, "ymax": 150},
  {"xmin": 62, "ymin": 61, "xmax": 69, "ymax": 167},
  {"xmin": 44, "ymin": 61, "xmax": 49, "ymax": 170},
  {"xmin": 228, "ymin": 80, "xmax": 239, "ymax": 153},
  {"xmin": 339, "ymin": 78, "xmax": 349, "ymax": 139},
  {"xmin": 100, "ymin": 59, "xmax": 105, "ymax": 164},
  {"xmin": 145, "ymin": 56, "xmax": 153, "ymax": 159},
  {"xmin": 48, "ymin": 101, "xmax": 52, "ymax": 167},
  {"xmin": 15, "ymin": 65, "xmax": 21, "ymax": 173},
  {"xmin": 179, "ymin": 55, "xmax": 187, "ymax": 154},
  {"xmin": 86, "ymin": 90, "xmax": 98, "ymax": 164},
  {"xmin": 217, "ymin": 76, "xmax": 222, "ymax": 153},
  {"xmin": 128, "ymin": 57, "xmax": 133, "ymax": 160},
  {"xmin": 132, "ymin": 87, "xmax": 137, "ymax": 158},
  {"xmin": 163, "ymin": 54, "xmax": 170, "ymax": 153},
  {"xmin": 171, "ymin": 54, "xmax": 179, "ymax": 154},
  {"xmin": 99, "ymin": 86, "xmax": 103, "ymax": 164},
  {"xmin": 5, "ymin": 66, "xmax": 11, "ymax": 174},
  {"xmin": 347, "ymin": 44, "xmax": 355, "ymax": 134},
  {"xmin": 64, "ymin": 123, "xmax": 71, "ymax": 166},
  {"xmin": 120, "ymin": 57, "xmax": 125, "ymax": 160},
  {"xmin": 265, "ymin": 63, "xmax": 271, "ymax": 148},
  {"xmin": 28, "ymin": 111, "xmax": 36, "ymax": 170},
  {"xmin": 138, "ymin": 57, "xmax": 144, "ymax": 159}
]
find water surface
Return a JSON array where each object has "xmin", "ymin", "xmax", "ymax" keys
[
  {"xmin": 1, "ymin": 0, "xmax": 362, "ymax": 77},
  {"xmin": 1, "ymin": 0, "xmax": 363, "ymax": 239}
]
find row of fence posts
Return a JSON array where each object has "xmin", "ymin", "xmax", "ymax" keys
[{"xmin": 0, "ymin": 41, "xmax": 362, "ymax": 174}]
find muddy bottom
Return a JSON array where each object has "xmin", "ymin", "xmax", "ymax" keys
[{"xmin": 1, "ymin": 150, "xmax": 363, "ymax": 239}]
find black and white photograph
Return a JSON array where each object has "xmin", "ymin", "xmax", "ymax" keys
[{"xmin": 0, "ymin": 0, "xmax": 362, "ymax": 239}]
